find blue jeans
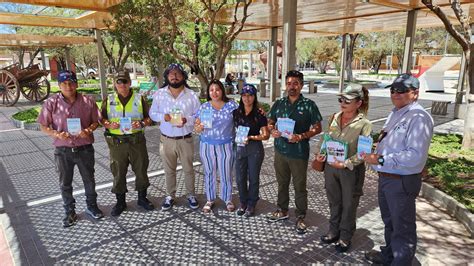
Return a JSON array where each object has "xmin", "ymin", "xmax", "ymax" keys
[
  {"xmin": 235, "ymin": 141, "xmax": 264, "ymax": 208},
  {"xmin": 378, "ymin": 173, "xmax": 421, "ymax": 266},
  {"xmin": 54, "ymin": 144, "xmax": 97, "ymax": 212}
]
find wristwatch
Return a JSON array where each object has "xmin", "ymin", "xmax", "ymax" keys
[
  {"xmin": 140, "ymin": 121, "xmax": 146, "ymax": 128},
  {"xmin": 378, "ymin": 156, "xmax": 385, "ymax": 166}
]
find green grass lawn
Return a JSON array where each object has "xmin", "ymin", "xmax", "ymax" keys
[{"xmin": 425, "ymin": 134, "xmax": 474, "ymax": 213}]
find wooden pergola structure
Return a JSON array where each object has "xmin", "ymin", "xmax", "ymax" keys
[{"xmin": 0, "ymin": 0, "xmax": 472, "ymax": 101}]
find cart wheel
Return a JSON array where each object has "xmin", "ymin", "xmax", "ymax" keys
[
  {"xmin": 22, "ymin": 76, "xmax": 51, "ymax": 102},
  {"xmin": 0, "ymin": 70, "xmax": 21, "ymax": 106}
]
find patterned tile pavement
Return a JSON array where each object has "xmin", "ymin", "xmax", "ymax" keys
[{"xmin": 0, "ymin": 94, "xmax": 472, "ymax": 265}]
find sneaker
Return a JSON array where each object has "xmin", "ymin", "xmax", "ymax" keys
[
  {"xmin": 161, "ymin": 196, "xmax": 174, "ymax": 211},
  {"xmin": 62, "ymin": 210, "xmax": 78, "ymax": 228},
  {"xmin": 236, "ymin": 204, "xmax": 246, "ymax": 216},
  {"xmin": 267, "ymin": 209, "xmax": 289, "ymax": 222},
  {"xmin": 188, "ymin": 196, "xmax": 199, "ymax": 209},
  {"xmin": 295, "ymin": 217, "xmax": 307, "ymax": 234},
  {"xmin": 86, "ymin": 205, "xmax": 104, "ymax": 219}
]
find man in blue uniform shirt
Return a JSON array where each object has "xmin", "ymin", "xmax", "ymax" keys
[{"xmin": 363, "ymin": 74, "xmax": 434, "ymax": 265}]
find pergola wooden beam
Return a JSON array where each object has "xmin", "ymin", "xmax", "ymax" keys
[
  {"xmin": 0, "ymin": 34, "xmax": 95, "ymax": 47},
  {"xmin": 0, "ymin": 11, "xmax": 112, "ymax": 29},
  {"xmin": 4, "ymin": 0, "xmax": 123, "ymax": 12}
]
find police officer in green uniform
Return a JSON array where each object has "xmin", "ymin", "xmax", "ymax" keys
[{"xmin": 101, "ymin": 71, "xmax": 154, "ymax": 216}]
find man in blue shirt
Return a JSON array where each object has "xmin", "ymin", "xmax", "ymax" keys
[
  {"xmin": 267, "ymin": 70, "xmax": 322, "ymax": 234},
  {"xmin": 363, "ymin": 74, "xmax": 434, "ymax": 265}
]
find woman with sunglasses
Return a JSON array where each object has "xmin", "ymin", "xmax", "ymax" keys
[
  {"xmin": 195, "ymin": 80, "xmax": 239, "ymax": 213},
  {"xmin": 314, "ymin": 84, "xmax": 371, "ymax": 253},
  {"xmin": 233, "ymin": 84, "xmax": 270, "ymax": 217}
]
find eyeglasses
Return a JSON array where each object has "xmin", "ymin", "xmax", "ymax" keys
[
  {"xmin": 338, "ymin": 97, "xmax": 355, "ymax": 104},
  {"xmin": 390, "ymin": 88, "xmax": 410, "ymax": 94},
  {"xmin": 116, "ymin": 79, "xmax": 129, "ymax": 84}
]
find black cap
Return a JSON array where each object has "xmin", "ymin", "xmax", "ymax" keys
[{"xmin": 385, "ymin": 73, "xmax": 420, "ymax": 90}]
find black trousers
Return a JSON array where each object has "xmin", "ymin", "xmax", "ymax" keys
[{"xmin": 54, "ymin": 144, "xmax": 97, "ymax": 212}]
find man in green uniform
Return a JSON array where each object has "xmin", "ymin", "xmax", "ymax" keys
[{"xmin": 101, "ymin": 71, "xmax": 154, "ymax": 216}]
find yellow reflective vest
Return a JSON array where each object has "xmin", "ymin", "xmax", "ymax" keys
[{"xmin": 106, "ymin": 91, "xmax": 144, "ymax": 135}]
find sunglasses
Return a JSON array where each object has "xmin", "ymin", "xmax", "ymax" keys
[
  {"xmin": 116, "ymin": 79, "xmax": 129, "ymax": 84},
  {"xmin": 390, "ymin": 88, "xmax": 410, "ymax": 94},
  {"xmin": 338, "ymin": 97, "xmax": 355, "ymax": 104}
]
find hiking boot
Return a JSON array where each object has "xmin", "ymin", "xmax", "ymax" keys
[
  {"xmin": 188, "ymin": 195, "xmax": 199, "ymax": 209},
  {"xmin": 267, "ymin": 209, "xmax": 289, "ymax": 222},
  {"xmin": 111, "ymin": 193, "xmax": 127, "ymax": 217},
  {"xmin": 295, "ymin": 217, "xmax": 307, "ymax": 234},
  {"xmin": 86, "ymin": 204, "xmax": 104, "ymax": 219},
  {"xmin": 161, "ymin": 196, "xmax": 174, "ymax": 211},
  {"xmin": 137, "ymin": 190, "xmax": 154, "ymax": 211},
  {"xmin": 62, "ymin": 210, "xmax": 78, "ymax": 228}
]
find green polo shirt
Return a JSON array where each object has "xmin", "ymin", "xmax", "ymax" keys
[{"xmin": 268, "ymin": 94, "xmax": 322, "ymax": 160}]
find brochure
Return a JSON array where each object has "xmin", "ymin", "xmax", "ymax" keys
[
  {"xmin": 235, "ymin": 126, "xmax": 250, "ymax": 146},
  {"xmin": 277, "ymin": 117, "xmax": 296, "ymax": 139},
  {"xmin": 325, "ymin": 139, "xmax": 348, "ymax": 163},
  {"xmin": 66, "ymin": 118, "xmax": 81, "ymax": 135},
  {"xmin": 170, "ymin": 107, "xmax": 183, "ymax": 126},
  {"xmin": 357, "ymin": 135, "xmax": 373, "ymax": 159},
  {"xmin": 120, "ymin": 117, "xmax": 133, "ymax": 134},
  {"xmin": 200, "ymin": 109, "xmax": 213, "ymax": 129}
]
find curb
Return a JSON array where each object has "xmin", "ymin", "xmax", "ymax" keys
[
  {"xmin": 421, "ymin": 182, "xmax": 474, "ymax": 238},
  {"xmin": 10, "ymin": 117, "xmax": 40, "ymax": 131}
]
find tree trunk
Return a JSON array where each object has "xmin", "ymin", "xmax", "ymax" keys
[
  {"xmin": 196, "ymin": 72, "xmax": 209, "ymax": 98},
  {"xmin": 345, "ymin": 34, "xmax": 358, "ymax": 82},
  {"xmin": 462, "ymin": 46, "xmax": 473, "ymax": 148}
]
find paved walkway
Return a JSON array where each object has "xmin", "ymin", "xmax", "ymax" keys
[{"xmin": 0, "ymin": 92, "xmax": 472, "ymax": 264}]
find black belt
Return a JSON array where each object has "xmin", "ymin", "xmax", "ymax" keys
[
  {"xmin": 161, "ymin": 133, "xmax": 192, "ymax": 140},
  {"xmin": 56, "ymin": 144, "xmax": 93, "ymax": 153}
]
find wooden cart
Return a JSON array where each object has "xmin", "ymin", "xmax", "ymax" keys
[{"xmin": 0, "ymin": 63, "xmax": 50, "ymax": 106}]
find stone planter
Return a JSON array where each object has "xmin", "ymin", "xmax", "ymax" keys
[
  {"xmin": 421, "ymin": 182, "xmax": 474, "ymax": 238},
  {"xmin": 10, "ymin": 117, "xmax": 41, "ymax": 131}
]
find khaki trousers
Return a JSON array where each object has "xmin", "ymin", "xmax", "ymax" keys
[{"xmin": 159, "ymin": 135, "xmax": 196, "ymax": 197}]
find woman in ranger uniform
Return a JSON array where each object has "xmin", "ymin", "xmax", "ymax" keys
[{"xmin": 314, "ymin": 84, "xmax": 371, "ymax": 253}]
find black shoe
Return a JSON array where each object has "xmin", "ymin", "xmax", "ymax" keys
[
  {"xmin": 335, "ymin": 239, "xmax": 351, "ymax": 253},
  {"xmin": 86, "ymin": 204, "xmax": 104, "ymax": 219},
  {"xmin": 62, "ymin": 210, "xmax": 78, "ymax": 228},
  {"xmin": 320, "ymin": 233, "xmax": 339, "ymax": 244},
  {"xmin": 295, "ymin": 217, "xmax": 307, "ymax": 234},
  {"xmin": 137, "ymin": 190, "xmax": 155, "ymax": 211},
  {"xmin": 111, "ymin": 193, "xmax": 127, "ymax": 217},
  {"xmin": 236, "ymin": 204, "xmax": 246, "ymax": 216},
  {"xmin": 244, "ymin": 206, "xmax": 254, "ymax": 217},
  {"xmin": 365, "ymin": 250, "xmax": 385, "ymax": 265}
]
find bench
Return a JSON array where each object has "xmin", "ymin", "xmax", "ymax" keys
[{"xmin": 431, "ymin": 101, "xmax": 450, "ymax": 115}]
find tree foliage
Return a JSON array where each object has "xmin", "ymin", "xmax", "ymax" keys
[
  {"xmin": 296, "ymin": 37, "xmax": 339, "ymax": 74},
  {"xmin": 109, "ymin": 0, "xmax": 251, "ymax": 94}
]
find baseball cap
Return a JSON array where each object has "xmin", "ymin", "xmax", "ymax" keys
[
  {"xmin": 164, "ymin": 63, "xmax": 188, "ymax": 79},
  {"xmin": 385, "ymin": 73, "xmax": 420, "ymax": 92},
  {"xmin": 115, "ymin": 71, "xmax": 131, "ymax": 82},
  {"xmin": 338, "ymin": 83, "xmax": 364, "ymax": 100},
  {"xmin": 240, "ymin": 84, "xmax": 257, "ymax": 95},
  {"xmin": 57, "ymin": 70, "xmax": 77, "ymax": 83}
]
